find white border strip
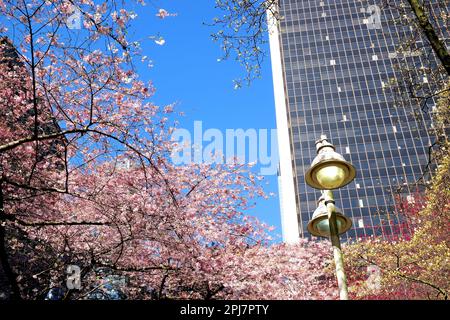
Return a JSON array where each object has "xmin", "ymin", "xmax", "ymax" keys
[{"xmin": 267, "ymin": 6, "xmax": 300, "ymax": 244}]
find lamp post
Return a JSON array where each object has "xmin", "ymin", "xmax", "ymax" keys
[{"xmin": 305, "ymin": 135, "xmax": 356, "ymax": 300}]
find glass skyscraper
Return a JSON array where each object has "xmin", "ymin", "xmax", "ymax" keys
[{"xmin": 268, "ymin": 0, "xmax": 439, "ymax": 243}]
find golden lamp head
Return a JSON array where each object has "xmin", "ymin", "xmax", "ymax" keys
[
  {"xmin": 305, "ymin": 135, "xmax": 356, "ymax": 190},
  {"xmin": 307, "ymin": 196, "xmax": 353, "ymax": 238}
]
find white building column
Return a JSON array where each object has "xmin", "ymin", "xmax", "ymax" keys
[{"xmin": 267, "ymin": 7, "xmax": 300, "ymax": 244}]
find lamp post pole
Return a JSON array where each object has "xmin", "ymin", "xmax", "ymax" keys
[
  {"xmin": 305, "ymin": 135, "xmax": 354, "ymax": 300},
  {"xmin": 323, "ymin": 189, "xmax": 349, "ymax": 300}
]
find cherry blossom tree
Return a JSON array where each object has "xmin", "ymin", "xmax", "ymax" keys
[{"xmin": 0, "ymin": 0, "xmax": 172, "ymax": 299}]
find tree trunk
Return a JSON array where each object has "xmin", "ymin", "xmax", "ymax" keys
[
  {"xmin": 0, "ymin": 182, "xmax": 22, "ymax": 300},
  {"xmin": 407, "ymin": 0, "xmax": 450, "ymax": 75}
]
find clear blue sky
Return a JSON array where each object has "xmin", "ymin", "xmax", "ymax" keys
[{"xmin": 129, "ymin": 0, "xmax": 282, "ymax": 240}]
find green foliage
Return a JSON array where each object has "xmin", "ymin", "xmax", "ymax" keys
[{"xmin": 343, "ymin": 89, "xmax": 450, "ymax": 300}]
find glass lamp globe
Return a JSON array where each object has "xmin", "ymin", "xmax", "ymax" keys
[
  {"xmin": 307, "ymin": 201, "xmax": 352, "ymax": 238},
  {"xmin": 315, "ymin": 217, "xmax": 344, "ymax": 235},
  {"xmin": 315, "ymin": 164, "xmax": 347, "ymax": 189}
]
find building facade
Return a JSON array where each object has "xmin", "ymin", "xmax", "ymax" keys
[{"xmin": 268, "ymin": 0, "xmax": 440, "ymax": 243}]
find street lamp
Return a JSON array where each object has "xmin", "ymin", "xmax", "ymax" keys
[{"xmin": 305, "ymin": 135, "xmax": 356, "ymax": 300}]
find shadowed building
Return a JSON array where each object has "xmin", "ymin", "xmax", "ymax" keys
[
  {"xmin": 0, "ymin": 37, "xmax": 65, "ymax": 169},
  {"xmin": 0, "ymin": 37, "xmax": 66, "ymax": 299}
]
